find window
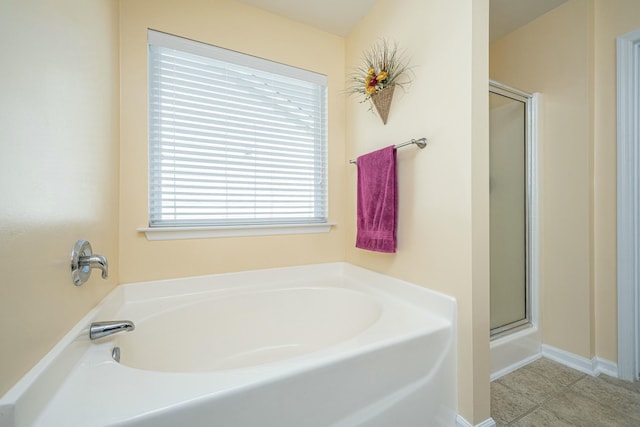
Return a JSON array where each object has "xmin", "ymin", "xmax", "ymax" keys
[{"xmin": 145, "ymin": 30, "xmax": 328, "ymax": 238}]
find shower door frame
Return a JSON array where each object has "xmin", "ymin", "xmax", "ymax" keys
[{"xmin": 489, "ymin": 81, "xmax": 539, "ymax": 339}]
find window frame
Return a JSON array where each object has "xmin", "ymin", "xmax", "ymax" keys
[{"xmin": 140, "ymin": 30, "xmax": 333, "ymax": 240}]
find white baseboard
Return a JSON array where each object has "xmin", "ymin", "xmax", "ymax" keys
[
  {"xmin": 464, "ymin": 346, "xmax": 617, "ymax": 427},
  {"xmin": 490, "ymin": 352, "xmax": 541, "ymax": 381},
  {"xmin": 593, "ymin": 357, "xmax": 619, "ymax": 377},
  {"xmin": 456, "ymin": 415, "xmax": 496, "ymax": 427},
  {"xmin": 541, "ymin": 344, "xmax": 618, "ymax": 377},
  {"xmin": 541, "ymin": 345, "xmax": 593, "ymax": 375}
]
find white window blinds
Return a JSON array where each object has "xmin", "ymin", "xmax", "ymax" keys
[{"xmin": 148, "ymin": 30, "xmax": 328, "ymax": 228}]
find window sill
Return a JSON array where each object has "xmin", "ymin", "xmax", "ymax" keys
[{"xmin": 137, "ymin": 223, "xmax": 336, "ymax": 241}]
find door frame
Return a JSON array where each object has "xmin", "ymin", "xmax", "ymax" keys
[{"xmin": 617, "ymin": 28, "xmax": 640, "ymax": 381}]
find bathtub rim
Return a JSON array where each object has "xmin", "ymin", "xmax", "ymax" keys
[{"xmin": 0, "ymin": 262, "xmax": 457, "ymax": 427}]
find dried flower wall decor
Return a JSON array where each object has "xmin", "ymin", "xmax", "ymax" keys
[{"xmin": 346, "ymin": 39, "xmax": 412, "ymax": 124}]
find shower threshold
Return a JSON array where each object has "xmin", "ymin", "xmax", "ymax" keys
[{"xmin": 490, "ymin": 318, "xmax": 531, "ymax": 341}]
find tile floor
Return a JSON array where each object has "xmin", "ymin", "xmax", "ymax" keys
[{"xmin": 491, "ymin": 357, "xmax": 640, "ymax": 426}]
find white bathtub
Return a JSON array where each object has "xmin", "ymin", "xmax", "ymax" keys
[{"xmin": 0, "ymin": 263, "xmax": 456, "ymax": 427}]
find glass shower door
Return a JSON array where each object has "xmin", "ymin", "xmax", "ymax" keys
[{"xmin": 489, "ymin": 84, "xmax": 530, "ymax": 336}]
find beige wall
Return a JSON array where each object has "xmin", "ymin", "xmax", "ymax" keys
[
  {"xmin": 491, "ymin": 0, "xmax": 640, "ymax": 364},
  {"xmin": 490, "ymin": 0, "xmax": 594, "ymax": 359},
  {"xmin": 5, "ymin": 0, "xmax": 632, "ymax": 419},
  {"xmin": 119, "ymin": 0, "xmax": 346, "ymax": 283},
  {"xmin": 345, "ymin": 0, "xmax": 491, "ymax": 423},
  {"xmin": 0, "ymin": 0, "xmax": 120, "ymax": 395},
  {"xmin": 593, "ymin": 0, "xmax": 640, "ymax": 362}
]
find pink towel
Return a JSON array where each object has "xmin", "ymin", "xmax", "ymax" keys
[{"xmin": 356, "ymin": 145, "xmax": 397, "ymax": 253}]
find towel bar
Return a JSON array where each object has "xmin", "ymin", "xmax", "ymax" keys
[{"xmin": 349, "ymin": 138, "xmax": 427, "ymax": 164}]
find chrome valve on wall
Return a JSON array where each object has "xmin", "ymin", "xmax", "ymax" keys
[{"xmin": 70, "ymin": 240, "xmax": 108, "ymax": 286}]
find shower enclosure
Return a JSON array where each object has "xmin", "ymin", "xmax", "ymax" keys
[{"xmin": 489, "ymin": 81, "xmax": 535, "ymax": 338}]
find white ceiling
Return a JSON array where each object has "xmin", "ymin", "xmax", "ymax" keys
[{"xmin": 236, "ymin": 0, "xmax": 568, "ymax": 40}]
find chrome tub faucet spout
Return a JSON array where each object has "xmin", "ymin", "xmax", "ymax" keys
[{"xmin": 90, "ymin": 321, "xmax": 135, "ymax": 341}]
